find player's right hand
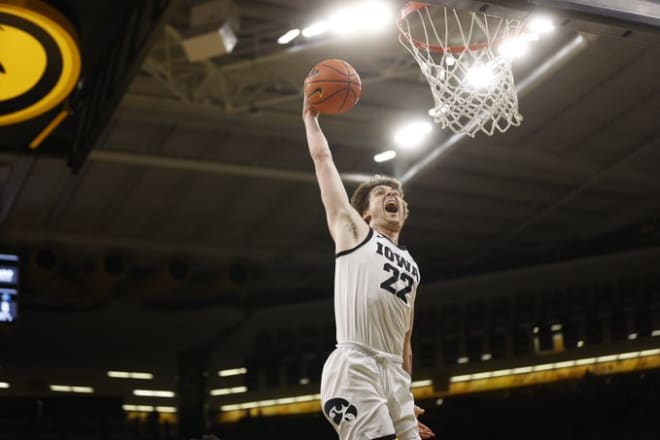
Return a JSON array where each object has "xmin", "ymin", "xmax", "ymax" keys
[{"xmin": 302, "ymin": 81, "xmax": 319, "ymax": 122}]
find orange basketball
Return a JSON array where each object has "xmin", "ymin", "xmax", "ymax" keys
[{"xmin": 304, "ymin": 59, "xmax": 361, "ymax": 115}]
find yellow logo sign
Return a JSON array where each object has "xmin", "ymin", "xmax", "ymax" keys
[{"xmin": 0, "ymin": 0, "xmax": 81, "ymax": 126}]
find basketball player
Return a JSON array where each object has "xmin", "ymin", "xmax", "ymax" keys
[{"xmin": 303, "ymin": 96, "xmax": 434, "ymax": 440}]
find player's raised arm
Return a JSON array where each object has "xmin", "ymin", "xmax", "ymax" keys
[{"xmin": 302, "ymin": 95, "xmax": 366, "ymax": 249}]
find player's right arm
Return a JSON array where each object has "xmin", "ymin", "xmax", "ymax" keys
[{"xmin": 302, "ymin": 96, "xmax": 368, "ymax": 251}]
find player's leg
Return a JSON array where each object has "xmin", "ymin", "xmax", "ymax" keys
[
  {"xmin": 321, "ymin": 347, "xmax": 397, "ymax": 440},
  {"xmin": 387, "ymin": 365, "xmax": 421, "ymax": 440}
]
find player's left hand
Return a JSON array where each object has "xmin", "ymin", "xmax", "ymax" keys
[{"xmin": 415, "ymin": 405, "xmax": 435, "ymax": 439}]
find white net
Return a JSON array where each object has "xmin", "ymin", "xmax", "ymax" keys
[{"xmin": 398, "ymin": 3, "xmax": 523, "ymax": 137}]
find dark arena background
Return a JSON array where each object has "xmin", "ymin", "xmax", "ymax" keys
[{"xmin": 1, "ymin": 0, "xmax": 660, "ymax": 439}]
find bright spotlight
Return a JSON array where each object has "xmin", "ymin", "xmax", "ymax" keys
[
  {"xmin": 329, "ymin": 1, "xmax": 392, "ymax": 34},
  {"xmin": 278, "ymin": 29, "xmax": 300, "ymax": 44},
  {"xmin": 498, "ymin": 36, "xmax": 529, "ymax": 59},
  {"xmin": 527, "ymin": 16, "xmax": 555, "ymax": 35},
  {"xmin": 465, "ymin": 65, "xmax": 495, "ymax": 89},
  {"xmin": 374, "ymin": 150, "xmax": 396, "ymax": 163},
  {"xmin": 302, "ymin": 20, "xmax": 329, "ymax": 38},
  {"xmin": 393, "ymin": 121, "xmax": 433, "ymax": 149},
  {"xmin": 360, "ymin": 1, "xmax": 392, "ymax": 32},
  {"xmin": 329, "ymin": 9, "xmax": 360, "ymax": 34}
]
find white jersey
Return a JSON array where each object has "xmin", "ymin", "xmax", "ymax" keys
[{"xmin": 334, "ymin": 228, "xmax": 420, "ymax": 357}]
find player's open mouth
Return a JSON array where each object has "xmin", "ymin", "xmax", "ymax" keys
[{"xmin": 385, "ymin": 200, "xmax": 399, "ymax": 213}]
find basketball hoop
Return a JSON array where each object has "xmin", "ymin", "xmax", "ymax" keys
[{"xmin": 398, "ymin": 2, "xmax": 524, "ymax": 137}]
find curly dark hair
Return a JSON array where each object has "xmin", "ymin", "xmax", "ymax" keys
[{"xmin": 350, "ymin": 175, "xmax": 408, "ymax": 222}]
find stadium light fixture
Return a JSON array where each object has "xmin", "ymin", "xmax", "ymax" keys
[
  {"xmin": 498, "ymin": 36, "xmax": 530, "ymax": 59},
  {"xmin": 374, "ymin": 150, "xmax": 396, "ymax": 163},
  {"xmin": 277, "ymin": 29, "xmax": 300, "ymax": 44},
  {"xmin": 122, "ymin": 405, "xmax": 178, "ymax": 413},
  {"xmin": 210, "ymin": 386, "xmax": 247, "ymax": 396},
  {"xmin": 329, "ymin": 1, "xmax": 393, "ymax": 34},
  {"xmin": 302, "ymin": 20, "xmax": 329, "ymax": 38},
  {"xmin": 218, "ymin": 367, "xmax": 247, "ymax": 377},
  {"xmin": 393, "ymin": 121, "xmax": 433, "ymax": 149},
  {"xmin": 133, "ymin": 389, "xmax": 175, "ymax": 398},
  {"xmin": 465, "ymin": 64, "xmax": 495, "ymax": 89},
  {"xmin": 50, "ymin": 385, "xmax": 93, "ymax": 393},
  {"xmin": 108, "ymin": 370, "xmax": 154, "ymax": 380},
  {"xmin": 527, "ymin": 16, "xmax": 555, "ymax": 35}
]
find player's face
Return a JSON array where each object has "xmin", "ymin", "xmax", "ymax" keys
[{"xmin": 364, "ymin": 185, "xmax": 407, "ymax": 229}]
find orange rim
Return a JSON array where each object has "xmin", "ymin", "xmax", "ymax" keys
[{"xmin": 397, "ymin": 1, "xmax": 497, "ymax": 54}]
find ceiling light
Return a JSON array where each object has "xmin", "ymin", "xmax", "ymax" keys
[
  {"xmin": 522, "ymin": 31, "xmax": 540, "ymax": 42},
  {"xmin": 393, "ymin": 121, "xmax": 433, "ymax": 149},
  {"xmin": 123, "ymin": 404, "xmax": 152, "ymax": 412},
  {"xmin": 527, "ymin": 16, "xmax": 555, "ymax": 35},
  {"xmin": 0, "ymin": 268, "xmax": 15, "ymax": 282},
  {"xmin": 50, "ymin": 385, "xmax": 94, "ymax": 393},
  {"xmin": 218, "ymin": 367, "xmax": 247, "ymax": 377},
  {"xmin": 481, "ymin": 353, "xmax": 492, "ymax": 361},
  {"xmin": 210, "ymin": 386, "xmax": 247, "ymax": 396},
  {"xmin": 465, "ymin": 65, "xmax": 495, "ymax": 89},
  {"xmin": 457, "ymin": 356, "xmax": 469, "ymax": 364},
  {"xmin": 498, "ymin": 36, "xmax": 529, "ymax": 59},
  {"xmin": 329, "ymin": 1, "xmax": 392, "ymax": 34},
  {"xmin": 0, "ymin": 382, "xmax": 9, "ymax": 389},
  {"xmin": 108, "ymin": 371, "xmax": 154, "ymax": 380},
  {"xmin": 72, "ymin": 387, "xmax": 93, "ymax": 393},
  {"xmin": 374, "ymin": 150, "xmax": 396, "ymax": 163},
  {"xmin": 359, "ymin": 1, "xmax": 392, "ymax": 32},
  {"xmin": 277, "ymin": 29, "xmax": 300, "ymax": 44},
  {"xmin": 302, "ymin": 20, "xmax": 329, "ymax": 38},
  {"xmin": 329, "ymin": 8, "xmax": 360, "ymax": 34},
  {"xmin": 133, "ymin": 389, "xmax": 175, "ymax": 398}
]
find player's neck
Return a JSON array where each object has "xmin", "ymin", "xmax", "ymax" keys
[{"xmin": 373, "ymin": 225, "xmax": 400, "ymax": 245}]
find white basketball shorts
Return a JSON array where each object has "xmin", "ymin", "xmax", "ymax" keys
[{"xmin": 320, "ymin": 342, "xmax": 420, "ymax": 440}]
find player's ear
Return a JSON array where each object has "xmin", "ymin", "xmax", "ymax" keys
[{"xmin": 362, "ymin": 210, "xmax": 372, "ymax": 224}]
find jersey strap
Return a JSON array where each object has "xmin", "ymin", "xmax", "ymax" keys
[{"xmin": 335, "ymin": 227, "xmax": 373, "ymax": 258}]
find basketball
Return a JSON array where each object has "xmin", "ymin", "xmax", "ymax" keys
[{"xmin": 304, "ymin": 59, "xmax": 362, "ymax": 115}]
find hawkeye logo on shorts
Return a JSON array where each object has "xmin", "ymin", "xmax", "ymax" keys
[
  {"xmin": 324, "ymin": 398, "xmax": 357, "ymax": 426},
  {"xmin": 0, "ymin": 0, "xmax": 81, "ymax": 126}
]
